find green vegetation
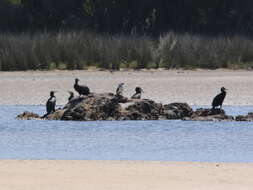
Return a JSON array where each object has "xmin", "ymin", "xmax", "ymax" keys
[
  {"xmin": 1, "ymin": 1, "xmax": 253, "ymax": 71},
  {"xmin": 0, "ymin": 32, "xmax": 253, "ymax": 71},
  {"xmin": 1, "ymin": 0, "xmax": 253, "ymax": 35},
  {"xmin": 8, "ymin": 0, "xmax": 21, "ymax": 5}
]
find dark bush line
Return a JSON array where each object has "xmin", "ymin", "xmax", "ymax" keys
[
  {"xmin": 0, "ymin": 31, "xmax": 253, "ymax": 71},
  {"xmin": 3, "ymin": 0, "xmax": 253, "ymax": 36}
]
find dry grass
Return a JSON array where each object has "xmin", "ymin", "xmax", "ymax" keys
[{"xmin": 0, "ymin": 31, "xmax": 253, "ymax": 71}]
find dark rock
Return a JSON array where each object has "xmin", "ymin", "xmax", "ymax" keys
[
  {"xmin": 45, "ymin": 109, "xmax": 66, "ymax": 120},
  {"xmin": 61, "ymin": 93, "xmax": 121, "ymax": 121},
  {"xmin": 115, "ymin": 95, "xmax": 128, "ymax": 103},
  {"xmin": 184, "ymin": 108, "xmax": 234, "ymax": 121},
  {"xmin": 15, "ymin": 93, "xmax": 200, "ymax": 122},
  {"xmin": 124, "ymin": 99, "xmax": 163, "ymax": 120},
  {"xmin": 163, "ymin": 102, "xmax": 193, "ymax": 119},
  {"xmin": 236, "ymin": 112, "xmax": 253, "ymax": 122},
  {"xmin": 16, "ymin": 111, "xmax": 40, "ymax": 120}
]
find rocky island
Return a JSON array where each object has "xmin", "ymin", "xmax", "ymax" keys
[{"xmin": 17, "ymin": 92, "xmax": 240, "ymax": 122}]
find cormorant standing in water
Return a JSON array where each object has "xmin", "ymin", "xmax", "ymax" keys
[
  {"xmin": 131, "ymin": 87, "xmax": 144, "ymax": 99},
  {"xmin": 68, "ymin": 91, "xmax": 74, "ymax": 101},
  {"xmin": 46, "ymin": 91, "xmax": 56, "ymax": 115},
  {"xmin": 74, "ymin": 78, "xmax": 90, "ymax": 96},
  {"xmin": 212, "ymin": 87, "xmax": 227, "ymax": 109},
  {"xmin": 116, "ymin": 83, "xmax": 124, "ymax": 96}
]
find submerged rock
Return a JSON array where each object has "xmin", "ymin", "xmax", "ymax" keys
[
  {"xmin": 16, "ymin": 93, "xmax": 193, "ymax": 121},
  {"xmin": 236, "ymin": 112, "xmax": 253, "ymax": 122},
  {"xmin": 184, "ymin": 108, "xmax": 234, "ymax": 121},
  {"xmin": 16, "ymin": 111, "xmax": 40, "ymax": 120}
]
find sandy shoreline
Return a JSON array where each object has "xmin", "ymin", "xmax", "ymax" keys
[
  {"xmin": 0, "ymin": 160, "xmax": 252, "ymax": 190},
  {"xmin": 2, "ymin": 70, "xmax": 253, "ymax": 189},
  {"xmin": 0, "ymin": 69, "xmax": 253, "ymax": 106}
]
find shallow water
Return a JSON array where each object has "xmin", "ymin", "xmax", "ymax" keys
[{"xmin": 0, "ymin": 105, "xmax": 253, "ymax": 162}]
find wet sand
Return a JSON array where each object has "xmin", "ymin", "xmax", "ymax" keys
[
  {"xmin": 0, "ymin": 69, "xmax": 253, "ymax": 106},
  {"xmin": 1, "ymin": 160, "xmax": 253, "ymax": 190}
]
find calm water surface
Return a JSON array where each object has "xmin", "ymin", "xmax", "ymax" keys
[{"xmin": 0, "ymin": 105, "xmax": 253, "ymax": 162}]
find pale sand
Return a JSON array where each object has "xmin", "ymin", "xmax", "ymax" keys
[
  {"xmin": 0, "ymin": 160, "xmax": 252, "ymax": 190},
  {"xmin": 0, "ymin": 69, "xmax": 253, "ymax": 106}
]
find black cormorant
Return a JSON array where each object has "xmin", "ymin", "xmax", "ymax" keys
[
  {"xmin": 212, "ymin": 87, "xmax": 227, "ymax": 109},
  {"xmin": 131, "ymin": 87, "xmax": 144, "ymax": 99},
  {"xmin": 116, "ymin": 83, "xmax": 124, "ymax": 96},
  {"xmin": 68, "ymin": 91, "xmax": 74, "ymax": 101},
  {"xmin": 74, "ymin": 78, "xmax": 90, "ymax": 96},
  {"xmin": 46, "ymin": 91, "xmax": 56, "ymax": 115}
]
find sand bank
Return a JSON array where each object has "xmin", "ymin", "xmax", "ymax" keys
[
  {"xmin": 0, "ymin": 69, "xmax": 253, "ymax": 106},
  {"xmin": 0, "ymin": 160, "xmax": 252, "ymax": 190}
]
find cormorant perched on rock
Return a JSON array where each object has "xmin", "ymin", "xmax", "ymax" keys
[
  {"xmin": 46, "ymin": 91, "xmax": 56, "ymax": 115},
  {"xmin": 131, "ymin": 87, "xmax": 144, "ymax": 99},
  {"xmin": 68, "ymin": 91, "xmax": 74, "ymax": 101},
  {"xmin": 116, "ymin": 83, "xmax": 124, "ymax": 96},
  {"xmin": 74, "ymin": 78, "xmax": 90, "ymax": 96},
  {"xmin": 212, "ymin": 87, "xmax": 227, "ymax": 109}
]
